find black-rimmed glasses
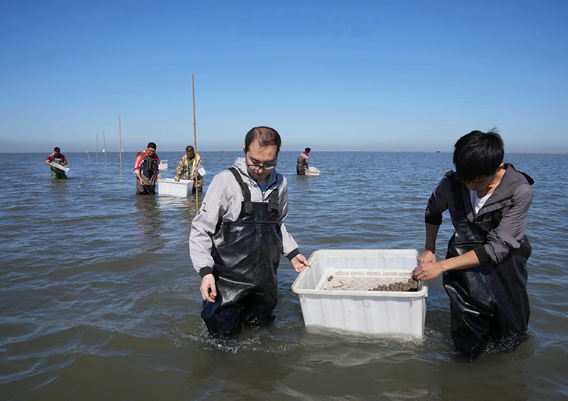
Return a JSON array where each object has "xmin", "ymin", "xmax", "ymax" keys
[{"xmin": 246, "ymin": 160, "xmax": 277, "ymax": 171}]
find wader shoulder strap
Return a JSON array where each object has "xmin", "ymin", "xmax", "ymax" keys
[
  {"xmin": 229, "ymin": 167, "xmax": 253, "ymax": 215},
  {"xmin": 446, "ymin": 170, "xmax": 468, "ymax": 233},
  {"xmin": 268, "ymin": 187, "xmax": 278, "ymax": 211},
  {"xmin": 139, "ymin": 153, "xmax": 155, "ymax": 169}
]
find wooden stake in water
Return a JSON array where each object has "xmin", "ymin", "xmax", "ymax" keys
[
  {"xmin": 119, "ymin": 115, "xmax": 123, "ymax": 185},
  {"xmin": 85, "ymin": 140, "xmax": 91, "ymax": 165},
  {"xmin": 192, "ymin": 73, "xmax": 198, "ymax": 211},
  {"xmin": 103, "ymin": 130, "xmax": 107, "ymax": 174}
]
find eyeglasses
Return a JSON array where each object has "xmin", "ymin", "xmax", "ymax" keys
[{"xmin": 246, "ymin": 160, "xmax": 277, "ymax": 171}]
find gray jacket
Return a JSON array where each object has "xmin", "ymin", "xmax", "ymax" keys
[
  {"xmin": 425, "ymin": 163, "xmax": 534, "ymax": 264},
  {"xmin": 189, "ymin": 158, "xmax": 300, "ymax": 275}
]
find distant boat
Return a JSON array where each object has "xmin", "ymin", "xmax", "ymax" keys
[{"xmin": 436, "ymin": 151, "xmax": 440, "ymax": 153}]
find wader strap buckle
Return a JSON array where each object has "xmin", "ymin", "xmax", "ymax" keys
[
  {"xmin": 457, "ymin": 220, "xmax": 468, "ymax": 233},
  {"xmin": 229, "ymin": 167, "xmax": 253, "ymax": 214}
]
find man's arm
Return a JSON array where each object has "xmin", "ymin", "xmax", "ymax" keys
[
  {"xmin": 414, "ymin": 179, "xmax": 448, "ymax": 280},
  {"xmin": 276, "ymin": 175, "xmax": 310, "ymax": 272},
  {"xmin": 174, "ymin": 158, "xmax": 184, "ymax": 181},
  {"xmin": 190, "ymin": 173, "xmax": 233, "ymax": 301},
  {"xmin": 477, "ymin": 184, "xmax": 533, "ymax": 264},
  {"xmin": 133, "ymin": 155, "xmax": 144, "ymax": 183},
  {"xmin": 189, "ymin": 173, "xmax": 230, "ymax": 274},
  {"xmin": 414, "ymin": 249, "xmax": 481, "ymax": 281},
  {"xmin": 417, "ymin": 223, "xmax": 440, "ymax": 265}
]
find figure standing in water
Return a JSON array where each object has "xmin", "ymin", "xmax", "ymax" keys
[
  {"xmin": 134, "ymin": 142, "xmax": 161, "ymax": 194},
  {"xmin": 414, "ymin": 129, "xmax": 534, "ymax": 357},
  {"xmin": 174, "ymin": 145, "xmax": 204, "ymax": 191},
  {"xmin": 296, "ymin": 147, "xmax": 311, "ymax": 175},
  {"xmin": 46, "ymin": 147, "xmax": 68, "ymax": 179},
  {"xmin": 189, "ymin": 126, "xmax": 310, "ymax": 337}
]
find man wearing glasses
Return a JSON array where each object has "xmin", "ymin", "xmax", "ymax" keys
[
  {"xmin": 189, "ymin": 126, "xmax": 310, "ymax": 338},
  {"xmin": 174, "ymin": 145, "xmax": 204, "ymax": 191}
]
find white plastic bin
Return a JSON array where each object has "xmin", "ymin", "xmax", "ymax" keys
[
  {"xmin": 157, "ymin": 178, "xmax": 194, "ymax": 197},
  {"xmin": 305, "ymin": 166, "xmax": 321, "ymax": 176},
  {"xmin": 291, "ymin": 249, "xmax": 427, "ymax": 339},
  {"xmin": 158, "ymin": 160, "xmax": 168, "ymax": 171}
]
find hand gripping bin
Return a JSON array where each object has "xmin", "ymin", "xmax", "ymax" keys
[
  {"xmin": 157, "ymin": 178, "xmax": 194, "ymax": 197},
  {"xmin": 291, "ymin": 249, "xmax": 428, "ymax": 339}
]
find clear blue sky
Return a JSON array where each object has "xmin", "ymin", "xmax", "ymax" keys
[{"xmin": 1, "ymin": 0, "xmax": 567, "ymax": 153}]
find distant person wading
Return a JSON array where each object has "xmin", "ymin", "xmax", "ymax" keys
[
  {"xmin": 46, "ymin": 147, "xmax": 68, "ymax": 179},
  {"xmin": 174, "ymin": 145, "xmax": 204, "ymax": 191},
  {"xmin": 134, "ymin": 142, "xmax": 161, "ymax": 194},
  {"xmin": 296, "ymin": 147, "xmax": 311, "ymax": 175}
]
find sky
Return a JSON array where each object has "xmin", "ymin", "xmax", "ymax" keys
[{"xmin": 1, "ymin": 0, "xmax": 567, "ymax": 153}]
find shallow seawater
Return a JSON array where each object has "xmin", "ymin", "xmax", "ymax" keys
[{"xmin": 1, "ymin": 151, "xmax": 567, "ymax": 400}]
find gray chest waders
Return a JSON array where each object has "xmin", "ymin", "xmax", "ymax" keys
[
  {"xmin": 201, "ymin": 167, "xmax": 282, "ymax": 337},
  {"xmin": 443, "ymin": 171, "xmax": 531, "ymax": 356}
]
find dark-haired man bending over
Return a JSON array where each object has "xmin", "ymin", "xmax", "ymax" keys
[{"xmin": 414, "ymin": 129, "xmax": 534, "ymax": 357}]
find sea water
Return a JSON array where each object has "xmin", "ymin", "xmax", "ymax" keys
[{"xmin": 1, "ymin": 151, "xmax": 567, "ymax": 400}]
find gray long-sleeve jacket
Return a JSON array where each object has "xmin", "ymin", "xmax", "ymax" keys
[
  {"xmin": 425, "ymin": 163, "xmax": 534, "ymax": 265},
  {"xmin": 189, "ymin": 157, "xmax": 300, "ymax": 277}
]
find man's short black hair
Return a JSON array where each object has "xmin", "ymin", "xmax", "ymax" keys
[
  {"xmin": 147, "ymin": 142, "xmax": 157, "ymax": 150},
  {"xmin": 305, "ymin": 147, "xmax": 311, "ymax": 153},
  {"xmin": 244, "ymin": 126, "xmax": 282, "ymax": 153},
  {"xmin": 453, "ymin": 129, "xmax": 504, "ymax": 183},
  {"xmin": 186, "ymin": 145, "xmax": 194, "ymax": 152},
  {"xmin": 54, "ymin": 147, "xmax": 61, "ymax": 152}
]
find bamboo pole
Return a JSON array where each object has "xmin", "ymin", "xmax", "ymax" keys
[
  {"xmin": 119, "ymin": 116, "xmax": 123, "ymax": 185},
  {"xmin": 85, "ymin": 140, "xmax": 91, "ymax": 165},
  {"xmin": 192, "ymin": 73, "xmax": 198, "ymax": 210},
  {"xmin": 96, "ymin": 133, "xmax": 98, "ymax": 168},
  {"xmin": 103, "ymin": 130, "xmax": 107, "ymax": 174}
]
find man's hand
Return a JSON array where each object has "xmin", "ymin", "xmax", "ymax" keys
[
  {"xmin": 417, "ymin": 250, "xmax": 436, "ymax": 266},
  {"xmin": 413, "ymin": 250, "xmax": 440, "ymax": 281},
  {"xmin": 291, "ymin": 254, "xmax": 310, "ymax": 273},
  {"xmin": 200, "ymin": 274, "xmax": 217, "ymax": 302},
  {"xmin": 174, "ymin": 177, "xmax": 180, "ymax": 182},
  {"xmin": 413, "ymin": 260, "xmax": 445, "ymax": 281}
]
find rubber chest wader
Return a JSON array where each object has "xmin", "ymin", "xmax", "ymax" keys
[
  {"xmin": 50, "ymin": 154, "xmax": 67, "ymax": 179},
  {"xmin": 443, "ymin": 171, "xmax": 532, "ymax": 356},
  {"xmin": 296, "ymin": 154, "xmax": 307, "ymax": 175},
  {"xmin": 136, "ymin": 153, "xmax": 158, "ymax": 194},
  {"xmin": 201, "ymin": 167, "xmax": 282, "ymax": 337}
]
